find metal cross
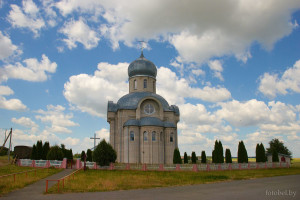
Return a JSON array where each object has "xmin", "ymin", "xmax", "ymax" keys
[
  {"xmin": 90, "ymin": 133, "xmax": 100, "ymax": 150},
  {"xmin": 138, "ymin": 40, "xmax": 146, "ymax": 53}
]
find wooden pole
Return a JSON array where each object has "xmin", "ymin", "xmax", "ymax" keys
[{"xmin": 8, "ymin": 128, "xmax": 12, "ymax": 162}]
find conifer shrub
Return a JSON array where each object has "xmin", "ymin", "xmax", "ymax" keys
[{"xmin": 173, "ymin": 148, "xmax": 182, "ymax": 164}]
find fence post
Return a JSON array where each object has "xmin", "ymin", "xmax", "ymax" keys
[
  {"xmin": 228, "ymin": 163, "xmax": 232, "ymax": 170},
  {"xmin": 206, "ymin": 164, "xmax": 210, "ymax": 171},
  {"xmin": 57, "ymin": 180, "xmax": 60, "ymax": 192},
  {"xmin": 158, "ymin": 164, "xmax": 164, "ymax": 171},
  {"xmin": 218, "ymin": 164, "xmax": 222, "ymax": 171},
  {"xmin": 192, "ymin": 164, "xmax": 198, "ymax": 172},
  {"xmin": 45, "ymin": 180, "xmax": 48, "ymax": 193},
  {"xmin": 126, "ymin": 163, "xmax": 130, "ymax": 170},
  {"xmin": 62, "ymin": 178, "xmax": 64, "ymax": 188},
  {"xmin": 109, "ymin": 163, "xmax": 115, "ymax": 170},
  {"xmin": 175, "ymin": 164, "xmax": 181, "ymax": 171},
  {"xmin": 94, "ymin": 162, "xmax": 97, "ymax": 170},
  {"xmin": 32, "ymin": 160, "xmax": 36, "ymax": 168}
]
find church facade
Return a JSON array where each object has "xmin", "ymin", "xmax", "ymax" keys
[{"xmin": 107, "ymin": 52, "xmax": 180, "ymax": 164}]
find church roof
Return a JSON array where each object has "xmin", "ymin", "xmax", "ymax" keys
[
  {"xmin": 111, "ymin": 92, "xmax": 179, "ymax": 115},
  {"xmin": 128, "ymin": 53, "xmax": 157, "ymax": 78},
  {"xmin": 123, "ymin": 117, "xmax": 176, "ymax": 128}
]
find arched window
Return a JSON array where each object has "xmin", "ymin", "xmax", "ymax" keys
[
  {"xmin": 144, "ymin": 79, "xmax": 147, "ymax": 88},
  {"xmin": 152, "ymin": 131, "xmax": 156, "ymax": 141},
  {"xmin": 170, "ymin": 132, "xmax": 174, "ymax": 142},
  {"xmin": 130, "ymin": 131, "xmax": 134, "ymax": 141},
  {"xmin": 143, "ymin": 131, "xmax": 148, "ymax": 141},
  {"xmin": 134, "ymin": 80, "xmax": 137, "ymax": 90}
]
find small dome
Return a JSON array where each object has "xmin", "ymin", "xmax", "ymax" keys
[{"xmin": 128, "ymin": 53, "xmax": 157, "ymax": 78}]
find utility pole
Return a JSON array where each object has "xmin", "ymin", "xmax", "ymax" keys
[{"xmin": 8, "ymin": 128, "xmax": 12, "ymax": 162}]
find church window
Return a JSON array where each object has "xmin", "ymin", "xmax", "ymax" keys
[
  {"xmin": 134, "ymin": 80, "xmax": 137, "ymax": 90},
  {"xmin": 170, "ymin": 133, "xmax": 174, "ymax": 142},
  {"xmin": 130, "ymin": 131, "xmax": 134, "ymax": 141},
  {"xmin": 153, "ymin": 81, "xmax": 155, "ymax": 91},
  {"xmin": 152, "ymin": 131, "xmax": 156, "ymax": 141},
  {"xmin": 144, "ymin": 79, "xmax": 147, "ymax": 88},
  {"xmin": 144, "ymin": 131, "xmax": 148, "ymax": 141},
  {"xmin": 144, "ymin": 104, "xmax": 155, "ymax": 115}
]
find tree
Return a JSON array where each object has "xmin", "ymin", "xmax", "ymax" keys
[
  {"xmin": 191, "ymin": 152, "xmax": 197, "ymax": 164},
  {"xmin": 173, "ymin": 148, "xmax": 182, "ymax": 164},
  {"xmin": 80, "ymin": 151, "xmax": 86, "ymax": 161},
  {"xmin": 213, "ymin": 140, "xmax": 224, "ymax": 163},
  {"xmin": 256, "ymin": 143, "xmax": 261, "ymax": 162},
  {"xmin": 260, "ymin": 143, "xmax": 267, "ymax": 162},
  {"xmin": 272, "ymin": 150, "xmax": 279, "ymax": 162},
  {"xmin": 201, "ymin": 151, "xmax": 206, "ymax": 163},
  {"xmin": 267, "ymin": 138, "xmax": 292, "ymax": 157},
  {"xmin": 212, "ymin": 150, "xmax": 215, "ymax": 163},
  {"xmin": 42, "ymin": 142, "xmax": 50, "ymax": 160},
  {"xmin": 256, "ymin": 143, "xmax": 267, "ymax": 163},
  {"xmin": 31, "ymin": 144, "xmax": 37, "ymax": 160},
  {"xmin": 93, "ymin": 139, "xmax": 117, "ymax": 166},
  {"xmin": 36, "ymin": 140, "xmax": 43, "ymax": 160},
  {"xmin": 238, "ymin": 141, "xmax": 248, "ymax": 163},
  {"xmin": 87, "ymin": 149, "xmax": 93, "ymax": 162},
  {"xmin": 225, "ymin": 149, "xmax": 232, "ymax": 163},
  {"xmin": 46, "ymin": 145, "xmax": 64, "ymax": 161},
  {"xmin": 184, "ymin": 152, "xmax": 188, "ymax": 164}
]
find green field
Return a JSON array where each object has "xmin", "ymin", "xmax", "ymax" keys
[
  {"xmin": 47, "ymin": 159, "xmax": 300, "ymax": 194},
  {"xmin": 0, "ymin": 156, "xmax": 62, "ymax": 196}
]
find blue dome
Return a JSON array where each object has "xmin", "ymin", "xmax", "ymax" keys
[
  {"xmin": 108, "ymin": 92, "xmax": 179, "ymax": 115},
  {"xmin": 117, "ymin": 92, "xmax": 170, "ymax": 111},
  {"xmin": 128, "ymin": 53, "xmax": 157, "ymax": 78}
]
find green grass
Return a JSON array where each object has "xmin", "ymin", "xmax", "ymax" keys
[
  {"xmin": 0, "ymin": 156, "xmax": 62, "ymax": 196},
  {"xmin": 47, "ymin": 162, "xmax": 300, "ymax": 194}
]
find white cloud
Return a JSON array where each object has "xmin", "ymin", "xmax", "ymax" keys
[
  {"xmin": 35, "ymin": 105, "xmax": 79, "ymax": 134},
  {"xmin": 0, "ymin": 54, "xmax": 57, "ymax": 83},
  {"xmin": 59, "ymin": 17, "xmax": 100, "ymax": 50},
  {"xmin": 64, "ymin": 62, "xmax": 128, "ymax": 117},
  {"xmin": 0, "ymin": 31, "xmax": 22, "ymax": 61},
  {"xmin": 208, "ymin": 60, "xmax": 224, "ymax": 81},
  {"xmin": 216, "ymin": 99, "xmax": 297, "ymax": 127},
  {"xmin": 12, "ymin": 117, "xmax": 38, "ymax": 128},
  {"xmin": 55, "ymin": 0, "xmax": 300, "ymax": 64},
  {"xmin": 157, "ymin": 67, "xmax": 231, "ymax": 104},
  {"xmin": 258, "ymin": 59, "xmax": 300, "ymax": 98},
  {"xmin": 7, "ymin": 0, "xmax": 45, "ymax": 36},
  {"xmin": 0, "ymin": 85, "xmax": 27, "ymax": 111}
]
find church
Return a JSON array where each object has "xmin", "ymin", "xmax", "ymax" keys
[{"xmin": 107, "ymin": 52, "xmax": 180, "ymax": 164}]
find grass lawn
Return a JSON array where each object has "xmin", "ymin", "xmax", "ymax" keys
[
  {"xmin": 47, "ymin": 160, "xmax": 300, "ymax": 194},
  {"xmin": 0, "ymin": 156, "xmax": 62, "ymax": 196}
]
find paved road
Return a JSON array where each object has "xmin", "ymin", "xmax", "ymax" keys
[{"xmin": 2, "ymin": 174, "xmax": 299, "ymax": 200}]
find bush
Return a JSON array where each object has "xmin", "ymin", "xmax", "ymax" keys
[
  {"xmin": 184, "ymin": 152, "xmax": 188, "ymax": 164},
  {"xmin": 213, "ymin": 140, "xmax": 224, "ymax": 163},
  {"xmin": 93, "ymin": 139, "xmax": 116, "ymax": 166},
  {"xmin": 81, "ymin": 151, "xmax": 86, "ymax": 161},
  {"xmin": 46, "ymin": 145, "xmax": 64, "ymax": 161},
  {"xmin": 87, "ymin": 149, "xmax": 93, "ymax": 162},
  {"xmin": 173, "ymin": 148, "xmax": 182, "ymax": 164},
  {"xmin": 201, "ymin": 151, "xmax": 206, "ymax": 163},
  {"xmin": 31, "ymin": 144, "xmax": 37, "ymax": 160}
]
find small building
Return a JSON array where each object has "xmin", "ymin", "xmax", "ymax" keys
[
  {"xmin": 14, "ymin": 145, "xmax": 32, "ymax": 159},
  {"xmin": 266, "ymin": 152, "xmax": 291, "ymax": 165}
]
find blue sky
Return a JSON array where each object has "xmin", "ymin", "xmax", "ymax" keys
[{"xmin": 0, "ymin": 0, "xmax": 300, "ymax": 157}]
